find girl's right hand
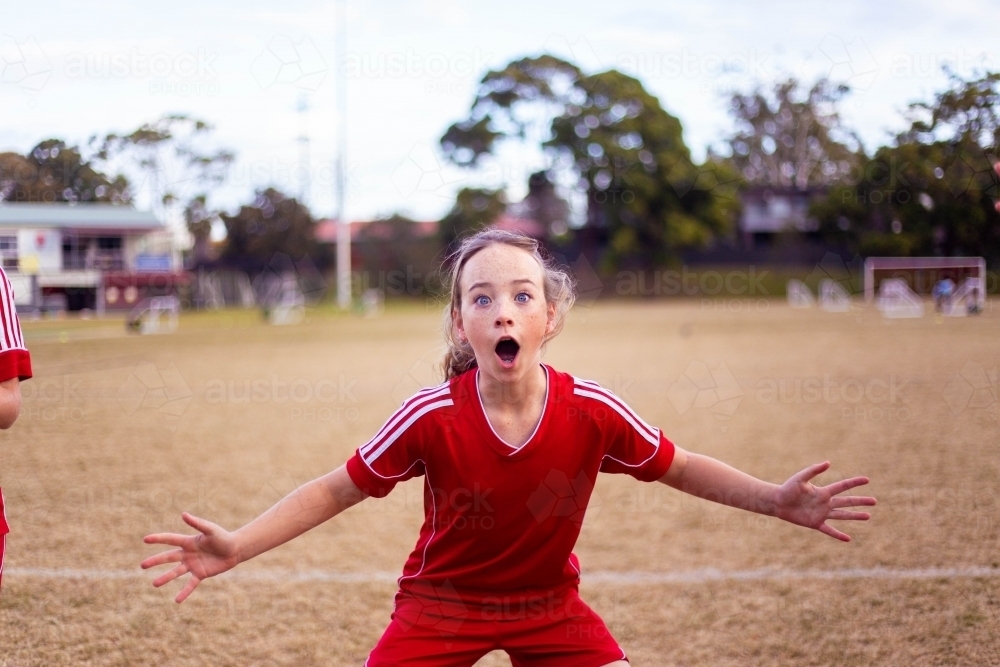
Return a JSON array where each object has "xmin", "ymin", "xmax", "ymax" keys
[{"xmin": 141, "ymin": 512, "xmax": 241, "ymax": 602}]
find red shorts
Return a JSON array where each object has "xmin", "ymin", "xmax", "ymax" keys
[{"xmin": 364, "ymin": 587, "xmax": 627, "ymax": 667}]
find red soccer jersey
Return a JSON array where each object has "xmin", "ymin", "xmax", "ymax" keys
[
  {"xmin": 0, "ymin": 267, "xmax": 31, "ymax": 384},
  {"xmin": 346, "ymin": 363, "xmax": 675, "ymax": 604}
]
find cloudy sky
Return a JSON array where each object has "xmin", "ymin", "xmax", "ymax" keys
[{"xmin": 2, "ymin": 0, "xmax": 998, "ymax": 229}]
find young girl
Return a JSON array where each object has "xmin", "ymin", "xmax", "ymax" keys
[
  {"xmin": 142, "ymin": 229, "xmax": 876, "ymax": 666},
  {"xmin": 0, "ymin": 265, "xmax": 33, "ymax": 592}
]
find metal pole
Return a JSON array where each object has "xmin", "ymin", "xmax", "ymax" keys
[{"xmin": 335, "ymin": 0, "xmax": 351, "ymax": 310}]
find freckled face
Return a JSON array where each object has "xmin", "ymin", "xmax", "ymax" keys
[{"xmin": 454, "ymin": 244, "xmax": 555, "ymax": 379}]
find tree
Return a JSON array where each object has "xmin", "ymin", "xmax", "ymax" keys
[
  {"xmin": 184, "ymin": 195, "xmax": 218, "ymax": 267},
  {"xmin": 0, "ymin": 139, "xmax": 129, "ymax": 204},
  {"xmin": 812, "ymin": 70, "xmax": 1000, "ymax": 260},
  {"xmin": 723, "ymin": 78, "xmax": 862, "ymax": 190},
  {"xmin": 548, "ymin": 69, "xmax": 736, "ymax": 269},
  {"xmin": 441, "ymin": 55, "xmax": 583, "ymax": 167},
  {"xmin": 92, "ymin": 114, "xmax": 234, "ymax": 251},
  {"xmin": 219, "ymin": 188, "xmax": 327, "ymax": 273},
  {"xmin": 438, "ymin": 187, "xmax": 507, "ymax": 256},
  {"xmin": 442, "ymin": 55, "xmax": 735, "ymax": 271}
]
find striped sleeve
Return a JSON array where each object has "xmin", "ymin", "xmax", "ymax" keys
[
  {"xmin": 345, "ymin": 381, "xmax": 453, "ymax": 498},
  {"xmin": 0, "ymin": 267, "xmax": 31, "ymax": 383},
  {"xmin": 573, "ymin": 377, "xmax": 675, "ymax": 482}
]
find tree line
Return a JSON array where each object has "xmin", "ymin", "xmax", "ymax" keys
[{"xmin": 1, "ymin": 56, "xmax": 997, "ymax": 279}]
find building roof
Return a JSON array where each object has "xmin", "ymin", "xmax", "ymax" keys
[
  {"xmin": 315, "ymin": 219, "xmax": 438, "ymax": 244},
  {"xmin": 0, "ymin": 203, "xmax": 163, "ymax": 231},
  {"xmin": 490, "ymin": 214, "xmax": 545, "ymax": 238}
]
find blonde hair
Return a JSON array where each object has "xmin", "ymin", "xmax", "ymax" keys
[{"xmin": 440, "ymin": 228, "xmax": 576, "ymax": 380}]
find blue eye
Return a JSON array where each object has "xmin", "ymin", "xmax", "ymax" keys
[
  {"xmin": 475, "ymin": 295, "xmax": 490, "ymax": 306},
  {"xmin": 516, "ymin": 292, "xmax": 530, "ymax": 303}
]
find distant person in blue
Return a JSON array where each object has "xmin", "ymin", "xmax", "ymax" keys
[{"xmin": 932, "ymin": 278, "xmax": 955, "ymax": 313}]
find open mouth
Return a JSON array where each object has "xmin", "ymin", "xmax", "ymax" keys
[{"xmin": 494, "ymin": 337, "xmax": 520, "ymax": 367}]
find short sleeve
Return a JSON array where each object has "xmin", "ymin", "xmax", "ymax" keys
[
  {"xmin": 346, "ymin": 384, "xmax": 452, "ymax": 498},
  {"xmin": 0, "ymin": 268, "xmax": 31, "ymax": 383},
  {"xmin": 574, "ymin": 379, "xmax": 675, "ymax": 482}
]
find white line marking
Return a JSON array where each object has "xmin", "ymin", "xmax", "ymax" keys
[{"xmin": 5, "ymin": 566, "xmax": 999, "ymax": 584}]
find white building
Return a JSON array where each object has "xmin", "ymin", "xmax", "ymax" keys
[{"xmin": 0, "ymin": 203, "xmax": 180, "ymax": 312}]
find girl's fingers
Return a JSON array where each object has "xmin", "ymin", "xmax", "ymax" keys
[
  {"xmin": 182, "ymin": 512, "xmax": 220, "ymax": 536},
  {"xmin": 140, "ymin": 549, "xmax": 184, "ymax": 570},
  {"xmin": 175, "ymin": 576, "xmax": 202, "ymax": 603},
  {"xmin": 818, "ymin": 522, "xmax": 851, "ymax": 542},
  {"xmin": 143, "ymin": 533, "xmax": 192, "ymax": 548},
  {"xmin": 825, "ymin": 477, "xmax": 871, "ymax": 496},
  {"xmin": 828, "ymin": 509, "xmax": 870, "ymax": 521},
  {"xmin": 831, "ymin": 496, "xmax": 877, "ymax": 509},
  {"xmin": 794, "ymin": 461, "xmax": 830, "ymax": 483},
  {"xmin": 152, "ymin": 562, "xmax": 188, "ymax": 588}
]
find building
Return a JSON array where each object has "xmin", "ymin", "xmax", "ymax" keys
[
  {"xmin": 0, "ymin": 203, "xmax": 184, "ymax": 313},
  {"xmin": 738, "ymin": 186, "xmax": 822, "ymax": 246}
]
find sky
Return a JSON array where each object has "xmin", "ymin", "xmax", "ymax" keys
[{"xmin": 2, "ymin": 0, "xmax": 999, "ymax": 233}]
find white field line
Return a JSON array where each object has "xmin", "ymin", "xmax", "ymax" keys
[{"xmin": 5, "ymin": 566, "xmax": 1000, "ymax": 585}]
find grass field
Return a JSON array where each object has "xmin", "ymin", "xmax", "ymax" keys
[{"xmin": 1, "ymin": 297, "xmax": 998, "ymax": 666}]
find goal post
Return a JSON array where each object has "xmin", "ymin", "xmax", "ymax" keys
[{"xmin": 863, "ymin": 257, "xmax": 987, "ymax": 310}]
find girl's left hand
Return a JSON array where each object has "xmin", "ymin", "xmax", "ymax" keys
[{"xmin": 772, "ymin": 461, "xmax": 876, "ymax": 541}]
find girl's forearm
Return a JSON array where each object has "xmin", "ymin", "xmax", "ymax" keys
[
  {"xmin": 665, "ymin": 452, "xmax": 779, "ymax": 516},
  {"xmin": 234, "ymin": 465, "xmax": 365, "ymax": 564},
  {"xmin": 0, "ymin": 379, "xmax": 21, "ymax": 429}
]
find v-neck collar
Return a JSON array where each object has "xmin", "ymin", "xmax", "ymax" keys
[{"xmin": 474, "ymin": 364, "xmax": 551, "ymax": 458}]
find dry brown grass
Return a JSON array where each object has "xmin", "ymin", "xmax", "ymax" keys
[{"xmin": 1, "ymin": 299, "xmax": 998, "ymax": 665}]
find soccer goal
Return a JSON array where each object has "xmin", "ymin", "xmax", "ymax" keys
[
  {"xmin": 126, "ymin": 296, "xmax": 180, "ymax": 334},
  {"xmin": 864, "ymin": 256, "xmax": 986, "ymax": 311},
  {"xmin": 819, "ymin": 279, "xmax": 851, "ymax": 312},
  {"xmin": 786, "ymin": 279, "xmax": 815, "ymax": 308}
]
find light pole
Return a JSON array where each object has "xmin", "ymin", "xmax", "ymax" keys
[{"xmin": 335, "ymin": 0, "xmax": 351, "ymax": 310}]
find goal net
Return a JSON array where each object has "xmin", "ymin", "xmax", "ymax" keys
[{"xmin": 864, "ymin": 257, "xmax": 986, "ymax": 312}]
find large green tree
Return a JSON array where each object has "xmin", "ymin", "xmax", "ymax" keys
[
  {"xmin": 441, "ymin": 55, "xmax": 736, "ymax": 271},
  {"xmin": 219, "ymin": 188, "xmax": 326, "ymax": 273},
  {"xmin": 813, "ymin": 70, "xmax": 1000, "ymax": 260},
  {"xmin": 438, "ymin": 187, "xmax": 507, "ymax": 256},
  {"xmin": 0, "ymin": 139, "xmax": 129, "ymax": 204},
  {"xmin": 722, "ymin": 78, "xmax": 862, "ymax": 190}
]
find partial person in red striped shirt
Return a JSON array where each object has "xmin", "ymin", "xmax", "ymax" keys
[
  {"xmin": 142, "ymin": 229, "xmax": 877, "ymax": 666},
  {"xmin": 0, "ymin": 265, "xmax": 33, "ymax": 592}
]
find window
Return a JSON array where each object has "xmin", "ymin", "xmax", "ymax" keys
[{"xmin": 0, "ymin": 235, "xmax": 18, "ymax": 271}]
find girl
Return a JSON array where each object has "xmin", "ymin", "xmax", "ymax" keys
[
  {"xmin": 0, "ymin": 265, "xmax": 33, "ymax": 592},
  {"xmin": 142, "ymin": 229, "xmax": 876, "ymax": 666}
]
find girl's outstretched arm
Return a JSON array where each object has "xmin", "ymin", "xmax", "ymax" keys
[
  {"xmin": 141, "ymin": 464, "xmax": 366, "ymax": 602},
  {"xmin": 658, "ymin": 447, "xmax": 876, "ymax": 542}
]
